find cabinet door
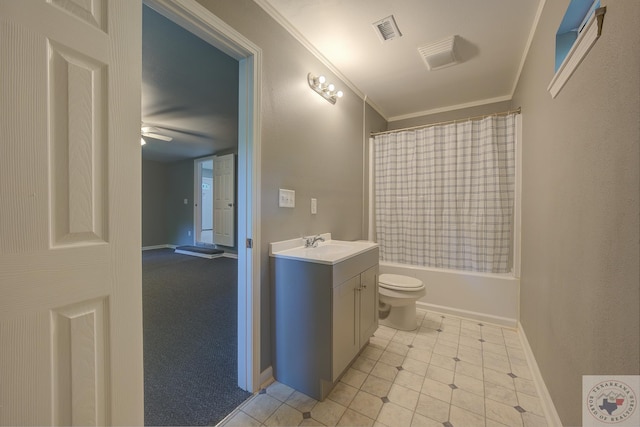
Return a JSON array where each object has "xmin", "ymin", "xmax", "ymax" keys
[
  {"xmin": 359, "ymin": 266, "xmax": 378, "ymax": 346},
  {"xmin": 332, "ymin": 275, "xmax": 359, "ymax": 381}
]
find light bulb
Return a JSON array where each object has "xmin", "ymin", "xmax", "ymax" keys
[
  {"xmin": 318, "ymin": 75, "xmax": 326, "ymax": 84},
  {"xmin": 328, "ymin": 84, "xmax": 335, "ymax": 93},
  {"xmin": 336, "ymin": 90, "xmax": 344, "ymax": 98}
]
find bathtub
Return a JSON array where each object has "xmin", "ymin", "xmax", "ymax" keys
[{"xmin": 379, "ymin": 261, "xmax": 519, "ymax": 328}]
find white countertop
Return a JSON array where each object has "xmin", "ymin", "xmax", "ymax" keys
[{"xmin": 269, "ymin": 233, "xmax": 378, "ymax": 265}]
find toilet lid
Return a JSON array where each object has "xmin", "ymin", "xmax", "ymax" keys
[{"xmin": 379, "ymin": 274, "xmax": 424, "ymax": 291}]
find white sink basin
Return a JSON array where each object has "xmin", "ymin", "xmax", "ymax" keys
[
  {"xmin": 287, "ymin": 243, "xmax": 353, "ymax": 258},
  {"xmin": 270, "ymin": 234, "xmax": 378, "ymax": 265}
]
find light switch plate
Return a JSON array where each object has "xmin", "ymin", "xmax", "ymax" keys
[
  {"xmin": 311, "ymin": 198, "xmax": 317, "ymax": 214},
  {"xmin": 279, "ymin": 188, "xmax": 295, "ymax": 208}
]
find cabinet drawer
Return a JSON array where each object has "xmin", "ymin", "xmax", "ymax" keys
[{"xmin": 332, "ymin": 247, "xmax": 379, "ymax": 286}]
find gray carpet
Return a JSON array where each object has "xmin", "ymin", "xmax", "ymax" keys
[{"xmin": 143, "ymin": 249, "xmax": 251, "ymax": 426}]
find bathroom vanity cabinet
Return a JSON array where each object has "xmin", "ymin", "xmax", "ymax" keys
[
  {"xmin": 270, "ymin": 240, "xmax": 378, "ymax": 401},
  {"xmin": 332, "ymin": 266, "xmax": 377, "ymax": 380}
]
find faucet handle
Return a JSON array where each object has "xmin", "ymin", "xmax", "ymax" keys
[{"xmin": 303, "ymin": 234, "xmax": 325, "ymax": 248}]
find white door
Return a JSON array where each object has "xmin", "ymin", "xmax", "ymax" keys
[
  {"xmin": 0, "ymin": 1, "xmax": 143, "ymax": 425},
  {"xmin": 213, "ymin": 153, "xmax": 235, "ymax": 247}
]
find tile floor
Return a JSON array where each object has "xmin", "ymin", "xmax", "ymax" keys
[{"xmin": 218, "ymin": 309, "xmax": 548, "ymax": 427}]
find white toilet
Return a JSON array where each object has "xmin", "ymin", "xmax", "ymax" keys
[{"xmin": 378, "ymin": 274, "xmax": 426, "ymax": 331}]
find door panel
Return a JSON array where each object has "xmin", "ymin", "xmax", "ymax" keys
[
  {"xmin": 0, "ymin": 1, "xmax": 143, "ymax": 425},
  {"xmin": 213, "ymin": 153, "xmax": 235, "ymax": 247},
  {"xmin": 332, "ymin": 276, "xmax": 359, "ymax": 381},
  {"xmin": 359, "ymin": 267, "xmax": 379, "ymax": 345}
]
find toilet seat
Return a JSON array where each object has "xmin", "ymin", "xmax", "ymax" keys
[{"xmin": 379, "ymin": 274, "xmax": 424, "ymax": 291}]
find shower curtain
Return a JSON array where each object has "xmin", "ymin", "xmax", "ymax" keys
[{"xmin": 374, "ymin": 114, "xmax": 517, "ymax": 274}]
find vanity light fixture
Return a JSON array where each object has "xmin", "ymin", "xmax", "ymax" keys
[{"xmin": 308, "ymin": 73, "xmax": 343, "ymax": 104}]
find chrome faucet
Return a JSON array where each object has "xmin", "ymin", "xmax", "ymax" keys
[{"xmin": 304, "ymin": 234, "xmax": 325, "ymax": 248}]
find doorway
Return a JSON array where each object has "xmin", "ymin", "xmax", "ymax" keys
[
  {"xmin": 145, "ymin": 0, "xmax": 261, "ymax": 399},
  {"xmin": 195, "ymin": 157, "xmax": 215, "ymax": 246},
  {"xmin": 195, "ymin": 154, "xmax": 236, "ymax": 248}
]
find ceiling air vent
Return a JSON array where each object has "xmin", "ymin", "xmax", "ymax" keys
[
  {"xmin": 373, "ymin": 15, "xmax": 402, "ymax": 42},
  {"xmin": 418, "ymin": 35, "xmax": 459, "ymax": 71}
]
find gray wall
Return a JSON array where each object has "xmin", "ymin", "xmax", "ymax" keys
[
  {"xmin": 196, "ymin": 0, "xmax": 386, "ymax": 371},
  {"xmin": 141, "ymin": 158, "xmax": 194, "ymax": 247},
  {"xmin": 511, "ymin": 0, "xmax": 639, "ymax": 425},
  {"xmin": 143, "ymin": 154, "xmax": 240, "ymax": 250},
  {"xmin": 166, "ymin": 159, "xmax": 195, "ymax": 246},
  {"xmin": 363, "ymin": 102, "xmax": 388, "ymax": 238},
  {"xmin": 142, "ymin": 159, "xmax": 169, "ymax": 247}
]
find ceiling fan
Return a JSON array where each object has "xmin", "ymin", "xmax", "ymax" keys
[{"xmin": 141, "ymin": 124, "xmax": 173, "ymax": 142}]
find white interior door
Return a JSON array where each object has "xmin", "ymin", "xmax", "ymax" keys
[
  {"xmin": 213, "ymin": 153, "xmax": 235, "ymax": 247},
  {"xmin": 0, "ymin": 1, "xmax": 143, "ymax": 425}
]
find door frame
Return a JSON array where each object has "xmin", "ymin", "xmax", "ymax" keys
[
  {"xmin": 145, "ymin": 0, "xmax": 262, "ymax": 392},
  {"xmin": 194, "ymin": 156, "xmax": 215, "ymax": 246}
]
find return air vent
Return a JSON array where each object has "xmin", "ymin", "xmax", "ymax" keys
[
  {"xmin": 418, "ymin": 35, "xmax": 459, "ymax": 71},
  {"xmin": 373, "ymin": 15, "xmax": 402, "ymax": 42}
]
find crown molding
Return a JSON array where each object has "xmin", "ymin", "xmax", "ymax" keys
[
  {"xmin": 252, "ymin": 0, "xmax": 387, "ymax": 119},
  {"xmin": 387, "ymin": 95, "xmax": 513, "ymax": 123}
]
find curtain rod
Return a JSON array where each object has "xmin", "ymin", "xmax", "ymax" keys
[{"xmin": 371, "ymin": 107, "xmax": 521, "ymax": 137}]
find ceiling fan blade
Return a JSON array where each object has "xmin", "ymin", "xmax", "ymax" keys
[
  {"xmin": 142, "ymin": 122, "xmax": 210, "ymax": 139},
  {"xmin": 142, "ymin": 132, "xmax": 173, "ymax": 142}
]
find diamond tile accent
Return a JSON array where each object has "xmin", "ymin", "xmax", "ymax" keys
[
  {"xmin": 259, "ymin": 388, "xmax": 266, "ymax": 394},
  {"xmin": 381, "ymin": 396, "xmax": 390, "ymax": 403},
  {"xmin": 408, "ymin": 344, "xmax": 414, "ymax": 348},
  {"xmin": 443, "ymin": 421, "xmax": 454, "ymax": 427},
  {"xmin": 437, "ymin": 329, "xmax": 443, "ymax": 332},
  {"xmin": 453, "ymin": 357, "xmax": 461, "ymax": 362},
  {"xmin": 508, "ymin": 373, "xmax": 518, "ymax": 378},
  {"xmin": 397, "ymin": 366, "xmax": 404, "ymax": 371},
  {"xmin": 514, "ymin": 405, "xmax": 526, "ymax": 413},
  {"xmin": 478, "ymin": 323, "xmax": 484, "ymax": 326},
  {"xmin": 449, "ymin": 384, "xmax": 458, "ymax": 390},
  {"xmin": 479, "ymin": 338, "xmax": 486, "ymax": 342}
]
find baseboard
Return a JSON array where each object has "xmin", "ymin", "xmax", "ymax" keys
[
  {"xmin": 518, "ymin": 322, "xmax": 563, "ymax": 427},
  {"xmin": 259, "ymin": 366, "xmax": 274, "ymax": 390},
  {"xmin": 417, "ymin": 301, "xmax": 518, "ymax": 329},
  {"xmin": 142, "ymin": 244, "xmax": 175, "ymax": 251},
  {"xmin": 145, "ymin": 244, "xmax": 238, "ymax": 260},
  {"xmin": 174, "ymin": 249, "xmax": 225, "ymax": 259}
]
